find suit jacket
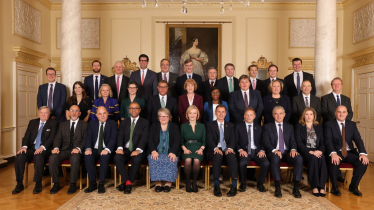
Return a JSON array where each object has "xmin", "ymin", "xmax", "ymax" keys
[
  {"xmin": 202, "ymin": 79, "xmax": 217, "ymax": 103},
  {"xmin": 323, "ymin": 120, "xmax": 366, "ymax": 155},
  {"xmin": 321, "ymin": 93, "xmax": 353, "ymax": 123},
  {"xmin": 37, "ymin": 82, "xmax": 67, "ymax": 122},
  {"xmin": 262, "ymin": 122, "xmax": 297, "ymax": 154},
  {"xmin": 291, "ymin": 94, "xmax": 321, "ymax": 124},
  {"xmin": 202, "ymin": 101, "xmax": 230, "ymax": 124},
  {"xmin": 146, "ymin": 94, "xmax": 179, "ymax": 125},
  {"xmin": 263, "ymin": 95, "xmax": 291, "ymax": 125},
  {"xmin": 206, "ymin": 120, "xmax": 236, "ymax": 160},
  {"xmin": 85, "ymin": 120, "xmax": 118, "ymax": 153},
  {"xmin": 283, "ymin": 71, "xmax": 316, "ymax": 100},
  {"xmin": 178, "ymin": 93, "xmax": 204, "ymax": 124},
  {"xmin": 22, "ymin": 118, "xmax": 59, "ymax": 150},
  {"xmin": 157, "ymin": 71, "xmax": 178, "ymax": 99},
  {"xmin": 129, "ymin": 69, "xmax": 158, "ymax": 102},
  {"xmin": 216, "ymin": 76, "xmax": 240, "ymax": 103},
  {"xmin": 235, "ymin": 122, "xmax": 264, "ymax": 154},
  {"xmin": 147, "ymin": 122, "xmax": 181, "ymax": 157},
  {"xmin": 53, "ymin": 120, "xmax": 88, "ymax": 152},
  {"xmin": 229, "ymin": 89, "xmax": 264, "ymax": 125},
  {"xmin": 105, "ymin": 75, "xmax": 129, "ymax": 106},
  {"xmin": 84, "ymin": 74, "xmax": 108, "ymax": 101},
  {"xmin": 249, "ymin": 78, "xmax": 266, "ymax": 97},
  {"xmin": 295, "ymin": 123, "xmax": 325, "ymax": 157},
  {"xmin": 176, "ymin": 74, "xmax": 203, "ymax": 97},
  {"xmin": 117, "ymin": 117, "xmax": 149, "ymax": 151}
]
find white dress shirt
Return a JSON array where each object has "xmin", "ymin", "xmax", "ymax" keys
[
  {"xmin": 214, "ymin": 120, "xmax": 232, "ymax": 151},
  {"xmin": 209, "ymin": 79, "xmax": 216, "ymax": 86},
  {"xmin": 186, "ymin": 73, "xmax": 193, "ymax": 79},
  {"xmin": 159, "ymin": 94, "xmax": 167, "ymax": 106},
  {"xmin": 116, "ymin": 116, "xmax": 143, "ymax": 153},
  {"xmin": 226, "ymin": 76, "xmax": 234, "ymax": 90},
  {"xmin": 188, "ymin": 94, "xmax": 194, "ymax": 106},
  {"xmin": 250, "ymin": 78, "xmax": 257, "ymax": 87},
  {"xmin": 47, "ymin": 81, "xmax": 56, "ymax": 109},
  {"xmin": 271, "ymin": 121, "xmax": 296, "ymax": 153},
  {"xmin": 54, "ymin": 119, "xmax": 81, "ymax": 152},
  {"xmin": 93, "ymin": 74, "xmax": 102, "ymax": 99},
  {"xmin": 162, "ymin": 72, "xmax": 169, "ymax": 83},
  {"xmin": 293, "ymin": 71, "xmax": 304, "ymax": 87},
  {"xmin": 302, "ymin": 93, "xmax": 310, "ymax": 106},
  {"xmin": 332, "ymin": 92, "xmax": 342, "ymax": 103},
  {"xmin": 94, "ymin": 121, "xmax": 111, "ymax": 153},
  {"xmin": 245, "ymin": 122, "xmax": 256, "ymax": 150},
  {"xmin": 270, "ymin": 77, "xmax": 277, "ymax": 82},
  {"xmin": 241, "ymin": 89, "xmax": 250, "ymax": 104},
  {"xmin": 115, "ymin": 74, "xmax": 123, "ymax": 95},
  {"xmin": 23, "ymin": 120, "xmax": 48, "ymax": 150}
]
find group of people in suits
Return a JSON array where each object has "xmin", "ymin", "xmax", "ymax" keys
[{"xmin": 13, "ymin": 56, "xmax": 368, "ymax": 199}]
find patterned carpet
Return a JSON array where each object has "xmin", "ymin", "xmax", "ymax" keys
[{"xmin": 59, "ymin": 180, "xmax": 340, "ymax": 210}]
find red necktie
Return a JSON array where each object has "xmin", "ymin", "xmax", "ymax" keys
[
  {"xmin": 141, "ymin": 70, "xmax": 145, "ymax": 85},
  {"xmin": 252, "ymin": 79, "xmax": 256, "ymax": 90},
  {"xmin": 210, "ymin": 81, "xmax": 214, "ymax": 87},
  {"xmin": 244, "ymin": 92, "xmax": 249, "ymax": 108},
  {"xmin": 164, "ymin": 73, "xmax": 167, "ymax": 82},
  {"xmin": 116, "ymin": 76, "xmax": 120, "ymax": 100}
]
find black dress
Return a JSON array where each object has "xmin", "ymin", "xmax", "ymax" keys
[{"xmin": 64, "ymin": 96, "xmax": 93, "ymax": 121}]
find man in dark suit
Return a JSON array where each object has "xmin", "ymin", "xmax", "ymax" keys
[
  {"xmin": 12, "ymin": 106, "xmax": 59, "ymax": 194},
  {"xmin": 202, "ymin": 67, "xmax": 218, "ymax": 102},
  {"xmin": 37, "ymin": 67, "xmax": 67, "ymax": 122},
  {"xmin": 176, "ymin": 59, "xmax": 203, "ymax": 97},
  {"xmin": 84, "ymin": 106, "xmax": 118, "ymax": 194},
  {"xmin": 283, "ymin": 58, "xmax": 316, "ymax": 100},
  {"xmin": 248, "ymin": 65, "xmax": 266, "ymax": 97},
  {"xmin": 157, "ymin": 59, "xmax": 178, "ymax": 99},
  {"xmin": 321, "ymin": 77, "xmax": 353, "ymax": 123},
  {"xmin": 129, "ymin": 54, "xmax": 158, "ymax": 102},
  {"xmin": 147, "ymin": 80, "xmax": 178, "ymax": 124},
  {"xmin": 262, "ymin": 106, "xmax": 303, "ymax": 198},
  {"xmin": 324, "ymin": 105, "xmax": 368, "ymax": 196},
  {"xmin": 206, "ymin": 105, "xmax": 238, "ymax": 197},
  {"xmin": 114, "ymin": 102, "xmax": 149, "ymax": 194},
  {"xmin": 49, "ymin": 105, "xmax": 88, "ymax": 194},
  {"xmin": 264, "ymin": 64, "xmax": 285, "ymax": 96},
  {"xmin": 216, "ymin": 63, "xmax": 240, "ymax": 103},
  {"xmin": 291, "ymin": 80, "xmax": 321, "ymax": 124},
  {"xmin": 84, "ymin": 60, "xmax": 108, "ymax": 101},
  {"xmin": 105, "ymin": 61, "xmax": 129, "ymax": 106},
  {"xmin": 235, "ymin": 107, "xmax": 269, "ymax": 193},
  {"xmin": 229, "ymin": 75, "xmax": 264, "ymax": 125}
]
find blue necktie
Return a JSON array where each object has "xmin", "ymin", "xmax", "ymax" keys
[
  {"xmin": 35, "ymin": 122, "xmax": 45, "ymax": 150},
  {"xmin": 296, "ymin": 73, "xmax": 301, "ymax": 95},
  {"xmin": 278, "ymin": 124, "xmax": 284, "ymax": 153},
  {"xmin": 336, "ymin": 95, "xmax": 341, "ymax": 106},
  {"xmin": 95, "ymin": 76, "xmax": 99, "ymax": 100},
  {"xmin": 219, "ymin": 123, "xmax": 227, "ymax": 152}
]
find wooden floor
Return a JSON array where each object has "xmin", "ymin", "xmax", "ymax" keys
[{"xmin": 0, "ymin": 162, "xmax": 373, "ymax": 209}]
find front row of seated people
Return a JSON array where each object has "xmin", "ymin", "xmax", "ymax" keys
[{"xmin": 12, "ymin": 103, "xmax": 368, "ymax": 198}]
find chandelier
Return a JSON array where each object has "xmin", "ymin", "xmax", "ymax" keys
[{"xmin": 141, "ymin": 0, "xmax": 266, "ymax": 15}]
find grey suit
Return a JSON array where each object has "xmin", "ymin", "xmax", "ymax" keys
[
  {"xmin": 321, "ymin": 93, "xmax": 353, "ymax": 123},
  {"xmin": 130, "ymin": 69, "xmax": 158, "ymax": 102},
  {"xmin": 291, "ymin": 94, "xmax": 321, "ymax": 124},
  {"xmin": 157, "ymin": 71, "xmax": 178, "ymax": 99}
]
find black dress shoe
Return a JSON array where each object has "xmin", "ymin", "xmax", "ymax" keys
[
  {"xmin": 84, "ymin": 182, "xmax": 98, "ymax": 193},
  {"xmin": 124, "ymin": 185, "xmax": 132, "ymax": 194},
  {"xmin": 214, "ymin": 186, "xmax": 222, "ymax": 197},
  {"xmin": 163, "ymin": 186, "xmax": 171, "ymax": 193},
  {"xmin": 12, "ymin": 184, "xmax": 24, "ymax": 194},
  {"xmin": 98, "ymin": 184, "xmax": 105, "ymax": 194},
  {"xmin": 257, "ymin": 183, "xmax": 266, "ymax": 192},
  {"xmin": 33, "ymin": 183, "xmax": 42, "ymax": 194},
  {"xmin": 50, "ymin": 183, "xmax": 60, "ymax": 194},
  {"xmin": 227, "ymin": 186, "xmax": 237, "ymax": 197},
  {"xmin": 319, "ymin": 192, "xmax": 326, "ymax": 197},
  {"xmin": 349, "ymin": 186, "xmax": 362, "ymax": 196},
  {"xmin": 293, "ymin": 188, "xmax": 302, "ymax": 198},
  {"xmin": 67, "ymin": 184, "xmax": 77, "ymax": 195},
  {"xmin": 155, "ymin": 186, "xmax": 163, "ymax": 193},
  {"xmin": 274, "ymin": 187, "xmax": 282, "ymax": 198},
  {"xmin": 117, "ymin": 183, "xmax": 125, "ymax": 192},
  {"xmin": 239, "ymin": 183, "xmax": 246, "ymax": 192},
  {"xmin": 331, "ymin": 186, "xmax": 341, "ymax": 196},
  {"xmin": 312, "ymin": 192, "xmax": 320, "ymax": 197}
]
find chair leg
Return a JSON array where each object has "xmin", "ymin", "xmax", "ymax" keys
[
  {"xmin": 237, "ymin": 174, "xmax": 240, "ymax": 190},
  {"xmin": 62, "ymin": 166, "xmax": 67, "ymax": 186},
  {"xmin": 51, "ymin": 177, "xmax": 53, "ymax": 189},
  {"xmin": 207, "ymin": 166, "xmax": 210, "ymax": 190},
  {"xmin": 146, "ymin": 165, "xmax": 150, "ymax": 189},
  {"xmin": 267, "ymin": 172, "xmax": 270, "ymax": 191},
  {"xmin": 177, "ymin": 166, "xmax": 180, "ymax": 190},
  {"xmin": 114, "ymin": 166, "xmax": 117, "ymax": 188},
  {"xmin": 79, "ymin": 165, "xmax": 82, "ymax": 190},
  {"xmin": 328, "ymin": 177, "xmax": 332, "ymax": 193},
  {"xmin": 86, "ymin": 174, "xmax": 89, "ymax": 188},
  {"xmin": 119, "ymin": 174, "xmax": 121, "ymax": 185},
  {"xmin": 205, "ymin": 166, "xmax": 208, "ymax": 190},
  {"xmin": 24, "ymin": 162, "xmax": 28, "ymax": 188}
]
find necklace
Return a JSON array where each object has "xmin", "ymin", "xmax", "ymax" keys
[{"xmin": 273, "ymin": 98, "xmax": 280, "ymax": 104}]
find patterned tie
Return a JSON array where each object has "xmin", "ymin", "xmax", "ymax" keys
[
  {"xmin": 48, "ymin": 84, "xmax": 53, "ymax": 111},
  {"xmin": 278, "ymin": 124, "xmax": 285, "ymax": 153},
  {"xmin": 68, "ymin": 122, "xmax": 75, "ymax": 150},
  {"xmin": 34, "ymin": 122, "xmax": 45, "ymax": 150},
  {"xmin": 95, "ymin": 76, "xmax": 99, "ymax": 100},
  {"xmin": 296, "ymin": 73, "xmax": 301, "ymax": 95},
  {"xmin": 337, "ymin": 95, "xmax": 341, "ymax": 106},
  {"xmin": 210, "ymin": 81, "xmax": 214, "ymax": 88},
  {"xmin": 219, "ymin": 123, "xmax": 227, "ymax": 152},
  {"xmin": 164, "ymin": 73, "xmax": 167, "ymax": 82},
  {"xmin": 244, "ymin": 92, "xmax": 249, "ymax": 108},
  {"xmin": 161, "ymin": 96, "xmax": 166, "ymax": 108},
  {"xmin": 341, "ymin": 123, "xmax": 347, "ymax": 158},
  {"xmin": 305, "ymin": 97, "xmax": 309, "ymax": 107},
  {"xmin": 116, "ymin": 76, "xmax": 120, "ymax": 100},
  {"xmin": 141, "ymin": 70, "xmax": 145, "ymax": 85},
  {"xmin": 129, "ymin": 119, "xmax": 135, "ymax": 151},
  {"xmin": 247, "ymin": 125, "xmax": 252, "ymax": 155},
  {"xmin": 252, "ymin": 79, "xmax": 256, "ymax": 90},
  {"xmin": 229, "ymin": 78, "xmax": 233, "ymax": 93},
  {"xmin": 98, "ymin": 122, "xmax": 104, "ymax": 154}
]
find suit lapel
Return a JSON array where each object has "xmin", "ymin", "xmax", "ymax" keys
[
  {"xmin": 333, "ymin": 120, "xmax": 342, "ymax": 143},
  {"xmin": 298, "ymin": 96, "xmax": 306, "ymax": 110},
  {"xmin": 213, "ymin": 121, "xmax": 220, "ymax": 144},
  {"xmin": 144, "ymin": 70, "xmax": 152, "ymax": 85},
  {"xmin": 329, "ymin": 93, "xmax": 338, "ymax": 107},
  {"xmin": 155, "ymin": 96, "xmax": 162, "ymax": 109},
  {"xmin": 253, "ymin": 124, "xmax": 260, "ymax": 147},
  {"xmin": 271, "ymin": 123, "xmax": 278, "ymax": 146},
  {"xmin": 73, "ymin": 121, "xmax": 82, "ymax": 140},
  {"xmin": 236, "ymin": 91, "xmax": 245, "ymax": 107},
  {"xmin": 248, "ymin": 90, "xmax": 255, "ymax": 107},
  {"xmin": 301, "ymin": 125, "xmax": 307, "ymax": 145}
]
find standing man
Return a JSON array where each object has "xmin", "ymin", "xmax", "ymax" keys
[
  {"xmin": 105, "ymin": 61, "xmax": 130, "ymax": 106},
  {"xmin": 84, "ymin": 106, "xmax": 118, "ymax": 194},
  {"xmin": 157, "ymin": 59, "xmax": 178, "ymax": 99},
  {"xmin": 264, "ymin": 64, "xmax": 285, "ymax": 96},
  {"xmin": 321, "ymin": 77, "xmax": 353, "ymax": 123},
  {"xmin": 49, "ymin": 105, "xmax": 88, "ymax": 195},
  {"xmin": 129, "ymin": 54, "xmax": 158, "ymax": 102},
  {"xmin": 202, "ymin": 67, "xmax": 218, "ymax": 102},
  {"xmin": 283, "ymin": 58, "xmax": 316, "ymax": 100},
  {"xmin": 37, "ymin": 67, "xmax": 67, "ymax": 122},
  {"xmin": 217, "ymin": 63, "xmax": 240, "ymax": 103},
  {"xmin": 84, "ymin": 60, "xmax": 107, "ymax": 101},
  {"xmin": 12, "ymin": 106, "xmax": 59, "ymax": 194},
  {"xmin": 248, "ymin": 65, "xmax": 266, "ymax": 97},
  {"xmin": 176, "ymin": 59, "xmax": 203, "ymax": 97}
]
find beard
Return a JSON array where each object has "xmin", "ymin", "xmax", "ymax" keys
[{"xmin": 93, "ymin": 67, "xmax": 101, "ymax": 73}]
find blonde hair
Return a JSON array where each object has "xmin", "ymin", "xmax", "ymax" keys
[
  {"xmin": 158, "ymin": 108, "xmax": 172, "ymax": 120},
  {"xmin": 268, "ymin": 79, "xmax": 284, "ymax": 92},
  {"xmin": 184, "ymin": 79, "xmax": 198, "ymax": 91},
  {"xmin": 98, "ymin": 84, "xmax": 113, "ymax": 98},
  {"xmin": 299, "ymin": 107, "xmax": 319, "ymax": 126},
  {"xmin": 186, "ymin": 105, "xmax": 200, "ymax": 120}
]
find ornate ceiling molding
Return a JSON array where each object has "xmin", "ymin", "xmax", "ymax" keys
[
  {"xmin": 13, "ymin": 46, "xmax": 46, "ymax": 67},
  {"xmin": 348, "ymin": 46, "xmax": 374, "ymax": 68},
  {"xmin": 37, "ymin": 0, "xmax": 52, "ymax": 9}
]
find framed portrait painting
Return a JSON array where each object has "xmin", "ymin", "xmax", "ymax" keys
[{"xmin": 166, "ymin": 24, "xmax": 222, "ymax": 80}]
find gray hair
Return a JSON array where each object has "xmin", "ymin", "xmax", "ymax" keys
[
  {"xmin": 38, "ymin": 106, "xmax": 50, "ymax": 114},
  {"xmin": 272, "ymin": 106, "xmax": 285, "ymax": 114},
  {"xmin": 113, "ymin": 61, "xmax": 124, "ymax": 68}
]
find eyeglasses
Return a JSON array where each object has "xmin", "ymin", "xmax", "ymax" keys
[
  {"xmin": 158, "ymin": 86, "xmax": 168, "ymax": 89},
  {"xmin": 129, "ymin": 107, "xmax": 140, "ymax": 110},
  {"xmin": 69, "ymin": 110, "xmax": 80, "ymax": 113},
  {"xmin": 47, "ymin": 73, "xmax": 56, "ymax": 76},
  {"xmin": 139, "ymin": 60, "xmax": 148, "ymax": 62},
  {"xmin": 159, "ymin": 116, "xmax": 169, "ymax": 119}
]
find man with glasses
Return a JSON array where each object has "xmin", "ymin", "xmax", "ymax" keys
[
  {"xmin": 157, "ymin": 59, "xmax": 178, "ymax": 99},
  {"xmin": 37, "ymin": 67, "xmax": 67, "ymax": 122}
]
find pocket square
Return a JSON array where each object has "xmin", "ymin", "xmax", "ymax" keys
[{"xmin": 46, "ymin": 129, "xmax": 51, "ymax": 131}]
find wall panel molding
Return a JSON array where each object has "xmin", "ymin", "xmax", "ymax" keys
[
  {"xmin": 13, "ymin": 0, "xmax": 42, "ymax": 44},
  {"xmin": 353, "ymin": 1, "xmax": 374, "ymax": 44}
]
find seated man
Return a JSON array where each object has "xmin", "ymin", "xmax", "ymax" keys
[
  {"xmin": 262, "ymin": 106, "xmax": 303, "ymax": 198},
  {"xmin": 235, "ymin": 107, "xmax": 269, "ymax": 193},
  {"xmin": 84, "ymin": 106, "xmax": 118, "ymax": 194},
  {"xmin": 12, "ymin": 106, "xmax": 59, "ymax": 194},
  {"xmin": 114, "ymin": 102, "xmax": 149, "ymax": 194},
  {"xmin": 324, "ymin": 105, "xmax": 369, "ymax": 196},
  {"xmin": 206, "ymin": 105, "xmax": 238, "ymax": 197},
  {"xmin": 49, "ymin": 105, "xmax": 88, "ymax": 194}
]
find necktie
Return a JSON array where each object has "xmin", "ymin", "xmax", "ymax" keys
[
  {"xmin": 252, "ymin": 79, "xmax": 256, "ymax": 90},
  {"xmin": 337, "ymin": 95, "xmax": 341, "ymax": 106},
  {"xmin": 129, "ymin": 119, "xmax": 135, "ymax": 151},
  {"xmin": 210, "ymin": 81, "xmax": 214, "ymax": 88},
  {"xmin": 244, "ymin": 92, "xmax": 249, "ymax": 108},
  {"xmin": 68, "ymin": 122, "xmax": 75, "ymax": 150},
  {"xmin": 34, "ymin": 122, "xmax": 45, "ymax": 150},
  {"xmin": 229, "ymin": 78, "xmax": 233, "ymax": 93},
  {"xmin": 188, "ymin": 75, "xmax": 191, "ymax": 79},
  {"xmin": 48, "ymin": 84, "xmax": 53, "ymax": 111},
  {"xmin": 341, "ymin": 123, "xmax": 347, "ymax": 158},
  {"xmin": 161, "ymin": 96, "xmax": 166, "ymax": 108},
  {"xmin": 164, "ymin": 73, "xmax": 167, "ymax": 82},
  {"xmin": 247, "ymin": 125, "xmax": 252, "ymax": 155},
  {"xmin": 98, "ymin": 122, "xmax": 104, "ymax": 154},
  {"xmin": 296, "ymin": 73, "xmax": 301, "ymax": 95},
  {"xmin": 95, "ymin": 76, "xmax": 99, "ymax": 100},
  {"xmin": 305, "ymin": 97, "xmax": 309, "ymax": 107},
  {"xmin": 116, "ymin": 76, "xmax": 120, "ymax": 100},
  {"xmin": 141, "ymin": 70, "xmax": 145, "ymax": 85},
  {"xmin": 219, "ymin": 123, "xmax": 227, "ymax": 152},
  {"xmin": 278, "ymin": 124, "xmax": 284, "ymax": 153}
]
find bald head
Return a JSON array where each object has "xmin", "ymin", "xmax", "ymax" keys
[
  {"xmin": 335, "ymin": 105, "xmax": 348, "ymax": 122},
  {"xmin": 69, "ymin": 105, "xmax": 81, "ymax": 121},
  {"xmin": 96, "ymin": 106, "xmax": 109, "ymax": 123}
]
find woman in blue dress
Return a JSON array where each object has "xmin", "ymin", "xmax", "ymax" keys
[
  {"xmin": 90, "ymin": 84, "xmax": 120, "ymax": 122},
  {"xmin": 203, "ymin": 87, "xmax": 229, "ymax": 124}
]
